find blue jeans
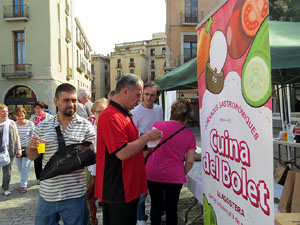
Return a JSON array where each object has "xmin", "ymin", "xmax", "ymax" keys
[
  {"xmin": 15, "ymin": 157, "xmax": 31, "ymax": 188},
  {"xmin": 137, "ymin": 193, "xmax": 148, "ymax": 221},
  {"xmin": 35, "ymin": 194, "xmax": 88, "ymax": 225}
]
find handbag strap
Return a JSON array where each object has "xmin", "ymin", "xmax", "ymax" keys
[
  {"xmin": 55, "ymin": 126, "xmax": 66, "ymax": 151},
  {"xmin": 148, "ymin": 126, "xmax": 186, "ymax": 159}
]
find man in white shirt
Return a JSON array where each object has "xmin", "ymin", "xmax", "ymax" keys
[
  {"xmin": 131, "ymin": 81, "xmax": 163, "ymax": 225},
  {"xmin": 132, "ymin": 82, "xmax": 163, "ymax": 135}
]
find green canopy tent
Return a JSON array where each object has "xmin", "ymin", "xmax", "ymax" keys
[
  {"xmin": 155, "ymin": 21, "xmax": 300, "ymax": 90},
  {"xmin": 155, "ymin": 21, "xmax": 300, "ymax": 125},
  {"xmin": 270, "ymin": 21, "xmax": 300, "ymax": 84},
  {"xmin": 155, "ymin": 57, "xmax": 197, "ymax": 91}
]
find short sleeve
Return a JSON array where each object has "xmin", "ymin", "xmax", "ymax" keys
[
  {"xmin": 158, "ymin": 106, "xmax": 163, "ymax": 121},
  {"xmin": 30, "ymin": 121, "xmax": 35, "ymax": 133},
  {"xmin": 132, "ymin": 113, "xmax": 140, "ymax": 130},
  {"xmin": 101, "ymin": 115, "xmax": 129, "ymax": 154},
  {"xmin": 24, "ymin": 121, "xmax": 35, "ymax": 147},
  {"xmin": 32, "ymin": 123, "xmax": 39, "ymax": 137},
  {"xmin": 187, "ymin": 131, "xmax": 197, "ymax": 150},
  {"xmin": 85, "ymin": 121, "xmax": 96, "ymax": 143}
]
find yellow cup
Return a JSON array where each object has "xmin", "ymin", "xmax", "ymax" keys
[{"xmin": 37, "ymin": 143, "xmax": 45, "ymax": 154}]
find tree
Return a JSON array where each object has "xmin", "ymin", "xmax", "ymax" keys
[{"xmin": 269, "ymin": 0, "xmax": 300, "ymax": 22}]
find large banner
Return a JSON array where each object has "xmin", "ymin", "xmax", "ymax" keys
[{"xmin": 197, "ymin": 0, "xmax": 273, "ymax": 224}]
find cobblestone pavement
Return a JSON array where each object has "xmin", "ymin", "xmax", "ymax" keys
[{"xmin": 0, "ymin": 161, "xmax": 203, "ymax": 225}]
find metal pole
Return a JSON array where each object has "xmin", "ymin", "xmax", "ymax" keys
[
  {"xmin": 278, "ymin": 85, "xmax": 285, "ymax": 129},
  {"xmin": 287, "ymin": 84, "xmax": 291, "ymax": 124}
]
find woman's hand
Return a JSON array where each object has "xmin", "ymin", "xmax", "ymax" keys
[{"xmin": 16, "ymin": 150, "xmax": 22, "ymax": 158}]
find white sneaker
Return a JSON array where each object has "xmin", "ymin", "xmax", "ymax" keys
[
  {"xmin": 3, "ymin": 190, "xmax": 11, "ymax": 196},
  {"xmin": 137, "ymin": 220, "xmax": 147, "ymax": 225}
]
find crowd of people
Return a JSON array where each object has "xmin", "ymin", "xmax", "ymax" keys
[{"xmin": 0, "ymin": 73, "xmax": 196, "ymax": 225}]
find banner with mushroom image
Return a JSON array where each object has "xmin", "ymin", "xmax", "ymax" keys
[{"xmin": 197, "ymin": 0, "xmax": 273, "ymax": 224}]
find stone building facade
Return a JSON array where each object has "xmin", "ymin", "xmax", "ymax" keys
[
  {"xmin": 0, "ymin": 0, "xmax": 92, "ymax": 116},
  {"xmin": 91, "ymin": 54, "xmax": 110, "ymax": 100},
  {"xmin": 110, "ymin": 32, "xmax": 166, "ymax": 90}
]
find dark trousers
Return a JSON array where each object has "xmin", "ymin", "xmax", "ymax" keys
[
  {"xmin": 147, "ymin": 181, "xmax": 182, "ymax": 225},
  {"xmin": 34, "ymin": 154, "xmax": 43, "ymax": 180},
  {"xmin": 103, "ymin": 199, "xmax": 138, "ymax": 225}
]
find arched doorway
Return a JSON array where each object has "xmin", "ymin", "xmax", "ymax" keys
[{"xmin": 4, "ymin": 86, "xmax": 37, "ymax": 119}]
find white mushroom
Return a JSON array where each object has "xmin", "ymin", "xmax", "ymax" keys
[{"xmin": 209, "ymin": 31, "xmax": 227, "ymax": 74}]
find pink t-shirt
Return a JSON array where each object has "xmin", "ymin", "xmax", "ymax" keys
[{"xmin": 146, "ymin": 121, "xmax": 196, "ymax": 184}]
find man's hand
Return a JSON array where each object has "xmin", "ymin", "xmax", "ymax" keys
[
  {"xmin": 116, "ymin": 129, "xmax": 162, "ymax": 161},
  {"xmin": 26, "ymin": 136, "xmax": 46, "ymax": 160},
  {"xmin": 28, "ymin": 136, "xmax": 45, "ymax": 149},
  {"xmin": 142, "ymin": 128, "xmax": 162, "ymax": 142}
]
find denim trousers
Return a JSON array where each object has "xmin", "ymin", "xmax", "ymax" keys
[
  {"xmin": 15, "ymin": 157, "xmax": 31, "ymax": 188},
  {"xmin": 1, "ymin": 156, "xmax": 14, "ymax": 190},
  {"xmin": 137, "ymin": 193, "xmax": 148, "ymax": 221},
  {"xmin": 35, "ymin": 194, "xmax": 88, "ymax": 225}
]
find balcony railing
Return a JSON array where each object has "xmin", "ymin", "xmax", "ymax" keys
[
  {"xmin": 180, "ymin": 10, "xmax": 204, "ymax": 25},
  {"xmin": 111, "ymin": 49, "xmax": 144, "ymax": 56},
  {"xmin": 151, "ymin": 64, "xmax": 155, "ymax": 69},
  {"xmin": 3, "ymin": 5, "xmax": 29, "ymax": 21},
  {"xmin": 77, "ymin": 63, "xmax": 84, "ymax": 73},
  {"xmin": 84, "ymin": 51, "xmax": 90, "ymax": 60},
  {"xmin": 76, "ymin": 38, "xmax": 83, "ymax": 50},
  {"xmin": 2, "ymin": 64, "xmax": 32, "ymax": 78},
  {"xmin": 129, "ymin": 62, "xmax": 135, "ymax": 68},
  {"xmin": 116, "ymin": 63, "xmax": 122, "ymax": 69},
  {"xmin": 77, "ymin": 66, "xmax": 83, "ymax": 73},
  {"xmin": 65, "ymin": 28, "xmax": 71, "ymax": 43}
]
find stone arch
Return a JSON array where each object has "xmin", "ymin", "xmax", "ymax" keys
[{"xmin": 4, "ymin": 85, "xmax": 37, "ymax": 119}]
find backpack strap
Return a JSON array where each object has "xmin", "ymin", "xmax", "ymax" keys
[{"xmin": 147, "ymin": 126, "xmax": 186, "ymax": 161}]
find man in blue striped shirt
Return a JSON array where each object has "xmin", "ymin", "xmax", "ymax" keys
[{"xmin": 27, "ymin": 83, "xmax": 95, "ymax": 225}]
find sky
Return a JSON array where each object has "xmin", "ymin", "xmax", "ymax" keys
[{"xmin": 74, "ymin": 0, "xmax": 166, "ymax": 56}]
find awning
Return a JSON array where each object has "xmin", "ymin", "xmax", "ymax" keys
[
  {"xmin": 155, "ymin": 57, "xmax": 197, "ymax": 91},
  {"xmin": 269, "ymin": 21, "xmax": 300, "ymax": 70},
  {"xmin": 156, "ymin": 21, "xmax": 300, "ymax": 91},
  {"xmin": 270, "ymin": 21, "xmax": 300, "ymax": 84}
]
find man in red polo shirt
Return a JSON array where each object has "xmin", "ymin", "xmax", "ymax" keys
[{"xmin": 95, "ymin": 74, "xmax": 162, "ymax": 225}]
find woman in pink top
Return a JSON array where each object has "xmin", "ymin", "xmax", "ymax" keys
[{"xmin": 146, "ymin": 99, "xmax": 196, "ymax": 225}]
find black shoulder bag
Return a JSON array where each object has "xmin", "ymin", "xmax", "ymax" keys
[
  {"xmin": 39, "ymin": 125, "xmax": 96, "ymax": 181},
  {"xmin": 146, "ymin": 126, "xmax": 186, "ymax": 162}
]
